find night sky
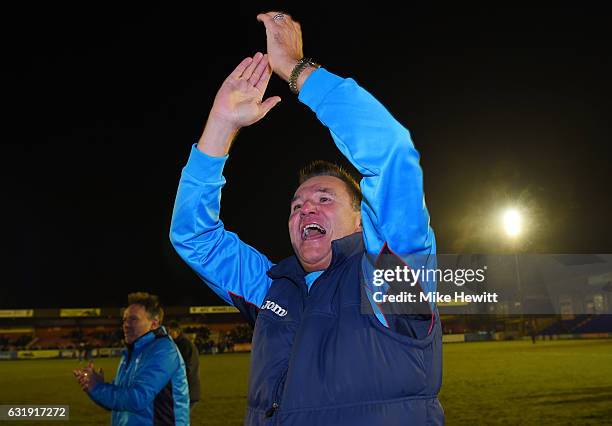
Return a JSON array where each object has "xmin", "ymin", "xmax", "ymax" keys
[{"xmin": 2, "ymin": 4, "xmax": 611, "ymax": 308}]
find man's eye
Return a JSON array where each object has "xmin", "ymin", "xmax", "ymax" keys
[
  {"xmin": 292, "ymin": 204, "xmax": 301, "ymax": 211},
  {"xmin": 320, "ymin": 197, "xmax": 330, "ymax": 203}
]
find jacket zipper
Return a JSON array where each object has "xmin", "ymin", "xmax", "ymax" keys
[
  {"xmin": 265, "ymin": 269, "xmax": 317, "ymax": 421},
  {"xmin": 264, "ymin": 402, "xmax": 279, "ymax": 418},
  {"xmin": 265, "ymin": 372, "xmax": 286, "ymax": 419}
]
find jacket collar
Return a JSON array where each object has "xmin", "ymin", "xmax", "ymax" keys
[
  {"xmin": 126, "ymin": 326, "xmax": 167, "ymax": 354},
  {"xmin": 267, "ymin": 232, "xmax": 363, "ymax": 283}
]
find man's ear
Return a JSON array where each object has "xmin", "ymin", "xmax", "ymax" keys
[
  {"xmin": 355, "ymin": 212, "xmax": 362, "ymax": 232},
  {"xmin": 151, "ymin": 317, "xmax": 160, "ymax": 329}
]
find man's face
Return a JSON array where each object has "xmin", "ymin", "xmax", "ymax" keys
[
  {"xmin": 122, "ymin": 304, "xmax": 158, "ymax": 344},
  {"xmin": 289, "ymin": 175, "xmax": 361, "ymax": 272}
]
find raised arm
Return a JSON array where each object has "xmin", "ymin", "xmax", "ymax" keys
[
  {"xmin": 170, "ymin": 53, "xmax": 282, "ymax": 318},
  {"xmin": 298, "ymin": 72, "xmax": 436, "ymax": 257},
  {"xmin": 257, "ymin": 12, "xmax": 435, "ymax": 257}
]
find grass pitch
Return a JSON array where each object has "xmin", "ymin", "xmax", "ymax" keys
[{"xmin": 0, "ymin": 339, "xmax": 611, "ymax": 425}]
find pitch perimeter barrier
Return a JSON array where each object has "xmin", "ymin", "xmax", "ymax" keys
[
  {"xmin": 442, "ymin": 334, "xmax": 465, "ymax": 343},
  {"xmin": 3, "ymin": 332, "xmax": 612, "ymax": 360},
  {"xmin": 0, "ymin": 347, "xmax": 123, "ymax": 360},
  {"xmin": 17, "ymin": 350, "xmax": 60, "ymax": 359}
]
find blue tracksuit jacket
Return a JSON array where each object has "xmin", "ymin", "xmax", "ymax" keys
[
  {"xmin": 88, "ymin": 327, "xmax": 190, "ymax": 425},
  {"xmin": 170, "ymin": 68, "xmax": 443, "ymax": 425}
]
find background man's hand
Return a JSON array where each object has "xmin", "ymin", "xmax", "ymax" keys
[
  {"xmin": 72, "ymin": 361, "xmax": 104, "ymax": 393},
  {"xmin": 256, "ymin": 12, "xmax": 304, "ymax": 82}
]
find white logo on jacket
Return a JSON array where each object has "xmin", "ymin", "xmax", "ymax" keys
[{"xmin": 261, "ymin": 300, "xmax": 288, "ymax": 317}]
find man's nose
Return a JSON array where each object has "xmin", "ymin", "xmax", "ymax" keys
[{"xmin": 300, "ymin": 200, "xmax": 317, "ymax": 215}]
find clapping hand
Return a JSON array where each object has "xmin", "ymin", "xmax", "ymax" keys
[{"xmin": 73, "ymin": 361, "xmax": 104, "ymax": 392}]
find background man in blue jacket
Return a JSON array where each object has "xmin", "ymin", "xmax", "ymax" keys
[
  {"xmin": 73, "ymin": 292, "xmax": 190, "ymax": 425},
  {"xmin": 171, "ymin": 11, "xmax": 443, "ymax": 425}
]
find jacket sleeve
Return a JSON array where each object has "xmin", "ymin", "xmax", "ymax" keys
[
  {"xmin": 87, "ymin": 339, "xmax": 179, "ymax": 412},
  {"xmin": 298, "ymin": 68, "xmax": 436, "ymax": 258},
  {"xmin": 169, "ymin": 145, "xmax": 274, "ymax": 319},
  {"xmin": 300, "ymin": 69, "xmax": 437, "ymax": 335}
]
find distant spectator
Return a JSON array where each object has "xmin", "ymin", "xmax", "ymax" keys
[
  {"xmin": 167, "ymin": 321, "xmax": 201, "ymax": 411},
  {"xmin": 229, "ymin": 324, "xmax": 253, "ymax": 344},
  {"xmin": 78, "ymin": 342, "xmax": 86, "ymax": 361}
]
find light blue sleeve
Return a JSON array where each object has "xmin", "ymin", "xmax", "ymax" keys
[
  {"xmin": 169, "ymin": 145, "xmax": 274, "ymax": 307},
  {"xmin": 88, "ymin": 339, "xmax": 179, "ymax": 412},
  {"xmin": 298, "ymin": 68, "xmax": 436, "ymax": 258}
]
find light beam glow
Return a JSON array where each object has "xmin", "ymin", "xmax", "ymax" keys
[{"xmin": 503, "ymin": 209, "xmax": 522, "ymax": 237}]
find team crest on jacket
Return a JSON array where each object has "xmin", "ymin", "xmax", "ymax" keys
[{"xmin": 260, "ymin": 300, "xmax": 288, "ymax": 317}]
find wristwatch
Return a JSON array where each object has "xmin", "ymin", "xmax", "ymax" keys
[{"xmin": 289, "ymin": 57, "xmax": 321, "ymax": 94}]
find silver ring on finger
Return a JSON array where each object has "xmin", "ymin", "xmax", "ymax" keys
[{"xmin": 272, "ymin": 13, "xmax": 285, "ymax": 21}]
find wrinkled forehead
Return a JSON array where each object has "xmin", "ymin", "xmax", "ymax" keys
[{"xmin": 293, "ymin": 175, "xmax": 350, "ymax": 200}]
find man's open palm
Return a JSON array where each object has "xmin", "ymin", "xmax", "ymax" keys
[{"xmin": 211, "ymin": 52, "xmax": 281, "ymax": 129}]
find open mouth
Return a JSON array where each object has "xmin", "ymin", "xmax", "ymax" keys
[{"xmin": 302, "ymin": 223, "xmax": 327, "ymax": 241}]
